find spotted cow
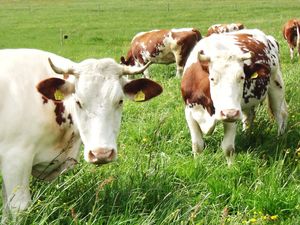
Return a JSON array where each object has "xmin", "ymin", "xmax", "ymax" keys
[
  {"xmin": 207, "ymin": 23, "xmax": 244, "ymax": 36},
  {"xmin": 181, "ymin": 29, "xmax": 288, "ymax": 165},
  {"xmin": 0, "ymin": 49, "xmax": 162, "ymax": 218},
  {"xmin": 282, "ymin": 18, "xmax": 300, "ymax": 59},
  {"xmin": 120, "ymin": 28, "xmax": 202, "ymax": 78}
]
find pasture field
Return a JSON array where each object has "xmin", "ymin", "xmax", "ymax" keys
[{"xmin": 0, "ymin": 0, "xmax": 300, "ymax": 224}]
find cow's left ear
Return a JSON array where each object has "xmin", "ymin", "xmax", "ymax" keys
[
  {"xmin": 36, "ymin": 77, "xmax": 75, "ymax": 102},
  {"xmin": 123, "ymin": 78, "xmax": 163, "ymax": 102}
]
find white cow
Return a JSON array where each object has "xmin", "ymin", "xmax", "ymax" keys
[
  {"xmin": 181, "ymin": 29, "xmax": 288, "ymax": 165},
  {"xmin": 0, "ymin": 49, "xmax": 162, "ymax": 219}
]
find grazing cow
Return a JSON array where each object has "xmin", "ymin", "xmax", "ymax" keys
[
  {"xmin": 207, "ymin": 23, "xmax": 244, "ymax": 36},
  {"xmin": 282, "ymin": 19, "xmax": 300, "ymax": 59},
  {"xmin": 120, "ymin": 28, "xmax": 201, "ymax": 78},
  {"xmin": 181, "ymin": 29, "xmax": 288, "ymax": 165},
  {"xmin": 0, "ymin": 49, "xmax": 162, "ymax": 218}
]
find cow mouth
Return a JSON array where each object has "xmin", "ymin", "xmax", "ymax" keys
[{"xmin": 222, "ymin": 118, "xmax": 238, "ymax": 122}]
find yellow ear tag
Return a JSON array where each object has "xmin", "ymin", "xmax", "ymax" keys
[
  {"xmin": 251, "ymin": 72, "xmax": 258, "ymax": 79},
  {"xmin": 54, "ymin": 89, "xmax": 64, "ymax": 101},
  {"xmin": 134, "ymin": 90, "xmax": 145, "ymax": 102}
]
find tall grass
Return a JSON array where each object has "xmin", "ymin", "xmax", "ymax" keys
[{"xmin": 0, "ymin": 0, "xmax": 299, "ymax": 224}]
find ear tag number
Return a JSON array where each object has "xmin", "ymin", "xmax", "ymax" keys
[
  {"xmin": 134, "ymin": 90, "xmax": 145, "ymax": 102},
  {"xmin": 54, "ymin": 90, "xmax": 64, "ymax": 101},
  {"xmin": 251, "ymin": 72, "xmax": 258, "ymax": 79}
]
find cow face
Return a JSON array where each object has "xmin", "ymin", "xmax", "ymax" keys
[
  {"xmin": 199, "ymin": 52, "xmax": 252, "ymax": 122},
  {"xmin": 37, "ymin": 58, "xmax": 162, "ymax": 165}
]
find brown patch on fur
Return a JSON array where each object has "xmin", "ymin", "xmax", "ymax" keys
[
  {"xmin": 207, "ymin": 23, "xmax": 244, "ymax": 36},
  {"xmin": 76, "ymin": 101, "xmax": 82, "ymax": 109},
  {"xmin": 171, "ymin": 28, "xmax": 202, "ymax": 67},
  {"xmin": 274, "ymin": 80, "xmax": 283, "ymax": 89},
  {"xmin": 54, "ymin": 102, "xmax": 66, "ymax": 125},
  {"xmin": 235, "ymin": 33, "xmax": 269, "ymax": 64},
  {"xmin": 282, "ymin": 19, "xmax": 300, "ymax": 48},
  {"xmin": 122, "ymin": 30, "xmax": 169, "ymax": 65},
  {"xmin": 121, "ymin": 29, "xmax": 201, "ymax": 68},
  {"xmin": 67, "ymin": 114, "xmax": 73, "ymax": 125},
  {"xmin": 42, "ymin": 96, "xmax": 48, "ymax": 104},
  {"xmin": 181, "ymin": 61, "xmax": 214, "ymax": 115}
]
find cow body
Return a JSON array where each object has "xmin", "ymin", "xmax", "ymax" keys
[
  {"xmin": 207, "ymin": 23, "xmax": 244, "ymax": 36},
  {"xmin": 121, "ymin": 28, "xmax": 201, "ymax": 77},
  {"xmin": 181, "ymin": 29, "xmax": 288, "ymax": 165},
  {"xmin": 282, "ymin": 19, "xmax": 300, "ymax": 59},
  {"xmin": 0, "ymin": 49, "xmax": 162, "ymax": 218}
]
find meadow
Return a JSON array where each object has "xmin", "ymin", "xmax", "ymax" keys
[{"xmin": 0, "ymin": 0, "xmax": 299, "ymax": 224}]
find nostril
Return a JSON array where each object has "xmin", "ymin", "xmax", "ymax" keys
[
  {"xmin": 233, "ymin": 110, "xmax": 239, "ymax": 117},
  {"xmin": 88, "ymin": 148, "xmax": 116, "ymax": 164}
]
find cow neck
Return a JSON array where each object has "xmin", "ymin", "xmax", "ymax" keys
[{"xmin": 33, "ymin": 132, "xmax": 77, "ymax": 182}]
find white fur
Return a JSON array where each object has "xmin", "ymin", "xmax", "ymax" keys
[
  {"xmin": 184, "ymin": 29, "xmax": 288, "ymax": 164},
  {"xmin": 0, "ymin": 49, "xmax": 136, "ymax": 218}
]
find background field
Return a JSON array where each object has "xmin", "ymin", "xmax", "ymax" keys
[{"xmin": 0, "ymin": 0, "xmax": 300, "ymax": 224}]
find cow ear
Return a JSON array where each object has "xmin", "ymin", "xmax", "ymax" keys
[
  {"xmin": 36, "ymin": 77, "xmax": 75, "ymax": 102},
  {"xmin": 123, "ymin": 78, "xmax": 163, "ymax": 102}
]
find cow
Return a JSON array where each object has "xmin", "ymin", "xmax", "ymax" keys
[
  {"xmin": 181, "ymin": 29, "xmax": 288, "ymax": 165},
  {"xmin": 282, "ymin": 18, "xmax": 300, "ymax": 59},
  {"xmin": 120, "ymin": 28, "xmax": 202, "ymax": 78},
  {"xmin": 207, "ymin": 23, "xmax": 244, "ymax": 36},
  {"xmin": 0, "ymin": 48, "xmax": 163, "ymax": 219}
]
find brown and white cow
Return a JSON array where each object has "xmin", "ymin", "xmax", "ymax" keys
[
  {"xmin": 282, "ymin": 18, "xmax": 300, "ymax": 59},
  {"xmin": 207, "ymin": 23, "xmax": 244, "ymax": 36},
  {"xmin": 120, "ymin": 28, "xmax": 201, "ymax": 78},
  {"xmin": 181, "ymin": 29, "xmax": 288, "ymax": 165},
  {"xmin": 0, "ymin": 49, "xmax": 162, "ymax": 218}
]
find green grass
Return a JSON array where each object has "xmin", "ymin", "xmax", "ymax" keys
[{"xmin": 0, "ymin": 0, "xmax": 300, "ymax": 224}]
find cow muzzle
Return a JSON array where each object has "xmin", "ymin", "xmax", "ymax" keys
[
  {"xmin": 87, "ymin": 148, "xmax": 117, "ymax": 164},
  {"xmin": 220, "ymin": 109, "xmax": 240, "ymax": 122}
]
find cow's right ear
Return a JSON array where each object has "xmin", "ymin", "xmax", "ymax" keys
[
  {"xmin": 36, "ymin": 78, "xmax": 75, "ymax": 102},
  {"xmin": 123, "ymin": 78, "xmax": 163, "ymax": 102}
]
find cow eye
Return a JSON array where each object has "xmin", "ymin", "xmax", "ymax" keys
[
  {"xmin": 240, "ymin": 76, "xmax": 245, "ymax": 80},
  {"xmin": 119, "ymin": 99, "xmax": 124, "ymax": 105},
  {"xmin": 210, "ymin": 78, "xmax": 214, "ymax": 81}
]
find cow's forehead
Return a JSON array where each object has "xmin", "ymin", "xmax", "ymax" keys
[{"xmin": 78, "ymin": 58, "xmax": 122, "ymax": 78}]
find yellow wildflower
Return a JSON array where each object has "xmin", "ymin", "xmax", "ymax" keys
[
  {"xmin": 249, "ymin": 218, "xmax": 257, "ymax": 223},
  {"xmin": 270, "ymin": 215, "xmax": 279, "ymax": 220}
]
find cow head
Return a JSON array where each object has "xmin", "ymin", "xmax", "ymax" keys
[
  {"xmin": 198, "ymin": 51, "xmax": 252, "ymax": 122},
  {"xmin": 37, "ymin": 58, "xmax": 162, "ymax": 165}
]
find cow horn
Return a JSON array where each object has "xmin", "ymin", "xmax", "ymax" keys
[
  {"xmin": 198, "ymin": 52, "xmax": 211, "ymax": 62},
  {"xmin": 122, "ymin": 61, "xmax": 152, "ymax": 75},
  {"xmin": 239, "ymin": 52, "xmax": 253, "ymax": 61},
  {"xmin": 48, "ymin": 58, "xmax": 77, "ymax": 78}
]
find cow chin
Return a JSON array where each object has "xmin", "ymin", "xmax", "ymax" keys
[{"xmin": 86, "ymin": 147, "xmax": 117, "ymax": 165}]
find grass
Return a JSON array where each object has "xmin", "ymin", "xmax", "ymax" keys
[{"xmin": 0, "ymin": 0, "xmax": 300, "ymax": 224}]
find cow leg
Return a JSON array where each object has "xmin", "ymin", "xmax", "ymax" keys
[
  {"xmin": 268, "ymin": 72, "xmax": 288, "ymax": 135},
  {"xmin": 173, "ymin": 51, "xmax": 183, "ymax": 78},
  {"xmin": 185, "ymin": 107, "xmax": 204, "ymax": 156},
  {"xmin": 1, "ymin": 154, "xmax": 33, "ymax": 218},
  {"xmin": 221, "ymin": 122, "xmax": 236, "ymax": 166},
  {"xmin": 242, "ymin": 107, "xmax": 255, "ymax": 131},
  {"xmin": 1, "ymin": 182, "xmax": 10, "ymax": 223},
  {"xmin": 289, "ymin": 46, "xmax": 294, "ymax": 60}
]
